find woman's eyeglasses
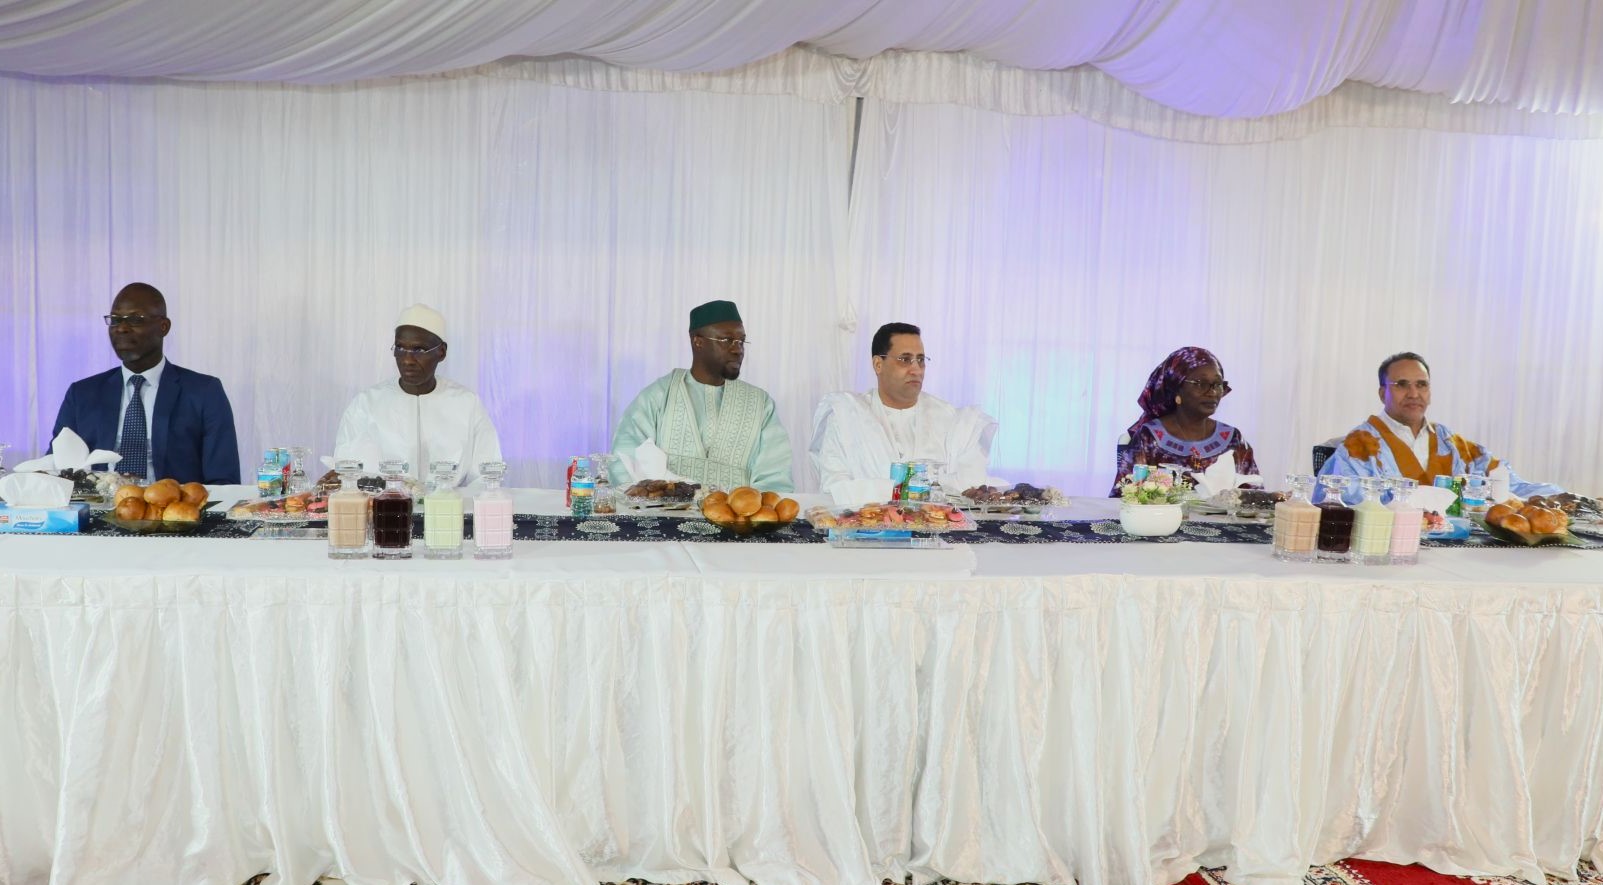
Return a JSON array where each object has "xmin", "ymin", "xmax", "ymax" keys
[{"xmin": 1181, "ymin": 379, "xmax": 1232, "ymax": 395}]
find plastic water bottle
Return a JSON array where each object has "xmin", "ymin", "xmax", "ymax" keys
[
  {"xmin": 570, "ymin": 457, "xmax": 595, "ymax": 518},
  {"xmin": 257, "ymin": 449, "xmax": 284, "ymax": 497},
  {"xmin": 906, "ymin": 462, "xmax": 931, "ymax": 502}
]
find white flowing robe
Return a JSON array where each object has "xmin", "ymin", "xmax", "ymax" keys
[
  {"xmin": 333, "ymin": 378, "xmax": 503, "ymax": 488},
  {"xmin": 809, "ymin": 390, "xmax": 998, "ymax": 494}
]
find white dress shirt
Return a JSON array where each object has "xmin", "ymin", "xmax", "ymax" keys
[{"xmin": 1377, "ymin": 411, "xmax": 1432, "ymax": 466}]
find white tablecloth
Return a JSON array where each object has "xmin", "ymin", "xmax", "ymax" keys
[{"xmin": 2, "ymin": 493, "xmax": 1600, "ymax": 885}]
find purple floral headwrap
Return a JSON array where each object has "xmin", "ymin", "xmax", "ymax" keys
[{"xmin": 1127, "ymin": 346, "xmax": 1223, "ymax": 438}]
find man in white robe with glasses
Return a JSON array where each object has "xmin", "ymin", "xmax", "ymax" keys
[
  {"xmin": 331, "ymin": 303, "xmax": 502, "ymax": 488},
  {"xmin": 810, "ymin": 322, "xmax": 998, "ymax": 495}
]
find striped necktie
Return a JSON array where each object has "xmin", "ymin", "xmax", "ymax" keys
[{"xmin": 117, "ymin": 375, "xmax": 150, "ymax": 480}]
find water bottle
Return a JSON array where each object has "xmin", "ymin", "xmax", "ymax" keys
[
  {"xmin": 906, "ymin": 462, "xmax": 931, "ymax": 502},
  {"xmin": 570, "ymin": 457, "xmax": 595, "ymax": 518},
  {"xmin": 257, "ymin": 449, "xmax": 284, "ymax": 498}
]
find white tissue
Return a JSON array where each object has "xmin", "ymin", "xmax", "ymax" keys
[
  {"xmin": 11, "ymin": 428, "xmax": 122, "ymax": 474},
  {"xmin": 0, "ymin": 472, "xmax": 74, "ymax": 508},
  {"xmin": 618, "ymin": 439, "xmax": 688, "ymax": 483},
  {"xmin": 828, "ymin": 479, "xmax": 894, "ymax": 509},
  {"xmin": 1189, "ymin": 458, "xmax": 1262, "ymax": 499},
  {"xmin": 1412, "ymin": 485, "xmax": 1459, "ymax": 514}
]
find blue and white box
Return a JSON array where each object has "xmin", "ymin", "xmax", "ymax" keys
[{"xmin": 0, "ymin": 502, "xmax": 91, "ymax": 534}]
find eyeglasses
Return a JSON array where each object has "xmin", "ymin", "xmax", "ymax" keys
[
  {"xmin": 698, "ymin": 336, "xmax": 749, "ymax": 348},
  {"xmin": 1388, "ymin": 379, "xmax": 1430, "ymax": 391},
  {"xmin": 103, "ymin": 314, "xmax": 159, "ymax": 327},
  {"xmin": 880, "ymin": 354, "xmax": 931, "ymax": 366},
  {"xmin": 391, "ymin": 343, "xmax": 444, "ymax": 358},
  {"xmin": 1181, "ymin": 379, "xmax": 1232, "ymax": 395}
]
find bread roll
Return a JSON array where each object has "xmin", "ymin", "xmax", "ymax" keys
[
  {"xmin": 727, "ymin": 487, "xmax": 761, "ymax": 517},
  {"xmin": 179, "ymin": 482, "xmax": 208, "ymax": 506},
  {"xmin": 703, "ymin": 502, "xmax": 736, "ymax": 524},
  {"xmin": 703, "ymin": 491, "xmax": 728, "ymax": 508},
  {"xmin": 760, "ymin": 491, "xmax": 780, "ymax": 509},
  {"xmin": 774, "ymin": 498, "xmax": 800, "ymax": 522},
  {"xmin": 1486, "ymin": 503, "xmax": 1517, "ymax": 527},
  {"xmin": 1524, "ymin": 506, "xmax": 1566, "ymax": 534},
  {"xmin": 145, "ymin": 502, "xmax": 168, "ymax": 521},
  {"xmin": 114, "ymin": 484, "xmax": 145, "ymax": 505},
  {"xmin": 163, "ymin": 501, "xmax": 201, "ymax": 522},
  {"xmin": 1502, "ymin": 513, "xmax": 1532, "ymax": 534},
  {"xmin": 751, "ymin": 507, "xmax": 779, "ymax": 524},
  {"xmin": 114, "ymin": 498, "xmax": 148, "ymax": 521},
  {"xmin": 144, "ymin": 482, "xmax": 180, "ymax": 507}
]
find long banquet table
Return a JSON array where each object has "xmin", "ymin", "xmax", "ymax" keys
[{"xmin": 2, "ymin": 490, "xmax": 1600, "ymax": 885}]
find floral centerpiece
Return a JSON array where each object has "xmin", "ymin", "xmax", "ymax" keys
[
  {"xmin": 1117, "ymin": 469, "xmax": 1191, "ymax": 536},
  {"xmin": 1118, "ymin": 469, "xmax": 1191, "ymax": 505}
]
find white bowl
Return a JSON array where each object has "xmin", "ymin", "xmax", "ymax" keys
[{"xmin": 1119, "ymin": 502, "xmax": 1184, "ymax": 537}]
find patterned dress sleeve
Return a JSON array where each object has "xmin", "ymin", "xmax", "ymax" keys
[{"xmin": 1227, "ymin": 429, "xmax": 1261, "ymax": 483}]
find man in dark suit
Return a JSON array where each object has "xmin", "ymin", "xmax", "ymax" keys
[{"xmin": 51, "ymin": 283, "xmax": 241, "ymax": 484}]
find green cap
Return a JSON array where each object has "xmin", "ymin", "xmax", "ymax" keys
[{"xmin": 688, "ymin": 299, "xmax": 742, "ymax": 332}]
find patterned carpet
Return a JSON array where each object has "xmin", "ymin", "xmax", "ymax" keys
[
  {"xmin": 250, "ymin": 858, "xmax": 1603, "ymax": 884},
  {"xmin": 1188, "ymin": 859, "xmax": 1603, "ymax": 885},
  {"xmin": 608, "ymin": 859, "xmax": 1603, "ymax": 885}
]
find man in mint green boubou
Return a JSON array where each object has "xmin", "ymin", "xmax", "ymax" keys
[{"xmin": 610, "ymin": 300, "xmax": 793, "ymax": 491}]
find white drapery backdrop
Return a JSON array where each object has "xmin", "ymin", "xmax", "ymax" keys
[
  {"xmin": 0, "ymin": 71, "xmax": 853, "ymax": 488},
  {"xmin": 844, "ymin": 98, "xmax": 1603, "ymax": 495},
  {"xmin": 4, "ymin": 53, "xmax": 1603, "ymax": 493}
]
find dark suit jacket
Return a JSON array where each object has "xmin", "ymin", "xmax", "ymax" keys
[{"xmin": 51, "ymin": 362, "xmax": 242, "ymax": 484}]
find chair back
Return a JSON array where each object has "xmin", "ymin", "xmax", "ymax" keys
[{"xmin": 1312, "ymin": 444, "xmax": 1336, "ymax": 473}]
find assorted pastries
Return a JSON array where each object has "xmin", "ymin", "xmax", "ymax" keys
[
  {"xmin": 110, "ymin": 479, "xmax": 208, "ymax": 522},
  {"xmin": 700, "ymin": 486, "xmax": 799, "ymax": 531},
  {"xmin": 226, "ymin": 492, "xmax": 329, "ymax": 521},
  {"xmin": 624, "ymin": 479, "xmax": 700, "ymax": 502},
  {"xmin": 1526, "ymin": 493, "xmax": 1601, "ymax": 522},
  {"xmin": 961, "ymin": 483, "xmax": 1054, "ymax": 504},
  {"xmin": 807, "ymin": 501, "xmax": 972, "ymax": 531}
]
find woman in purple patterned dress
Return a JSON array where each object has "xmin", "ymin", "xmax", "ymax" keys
[{"xmin": 1109, "ymin": 346, "xmax": 1260, "ymax": 496}]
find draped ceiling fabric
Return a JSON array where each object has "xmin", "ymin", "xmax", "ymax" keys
[{"xmin": 5, "ymin": 0, "xmax": 1603, "ymax": 116}]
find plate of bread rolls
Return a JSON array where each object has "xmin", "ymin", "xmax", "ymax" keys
[
  {"xmin": 99, "ymin": 479, "xmax": 210, "ymax": 533},
  {"xmin": 1474, "ymin": 498, "xmax": 1587, "ymax": 547},
  {"xmin": 698, "ymin": 486, "xmax": 801, "ymax": 535}
]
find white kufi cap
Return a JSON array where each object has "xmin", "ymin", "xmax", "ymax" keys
[{"xmin": 396, "ymin": 303, "xmax": 446, "ymax": 341}]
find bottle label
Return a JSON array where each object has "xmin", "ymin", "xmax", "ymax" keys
[
  {"xmin": 888, "ymin": 462, "xmax": 909, "ymax": 501},
  {"xmin": 906, "ymin": 469, "xmax": 930, "ymax": 502}
]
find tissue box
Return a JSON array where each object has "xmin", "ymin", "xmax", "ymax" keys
[{"xmin": 0, "ymin": 502, "xmax": 91, "ymax": 534}]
